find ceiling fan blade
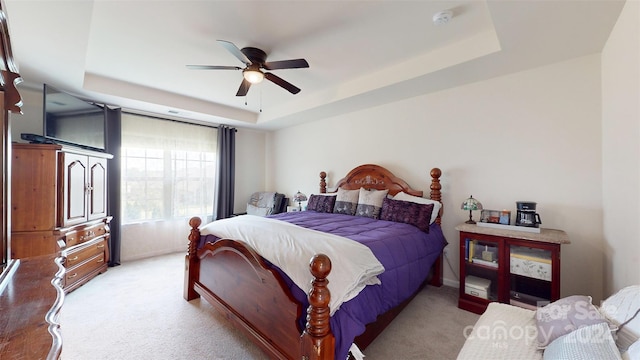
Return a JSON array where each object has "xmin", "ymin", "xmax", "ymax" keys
[
  {"xmin": 236, "ymin": 78, "xmax": 251, "ymax": 97},
  {"xmin": 217, "ymin": 40, "xmax": 252, "ymax": 66},
  {"xmin": 264, "ymin": 72, "xmax": 301, "ymax": 94},
  {"xmin": 263, "ymin": 58, "xmax": 309, "ymax": 70},
  {"xmin": 186, "ymin": 65, "xmax": 242, "ymax": 70}
]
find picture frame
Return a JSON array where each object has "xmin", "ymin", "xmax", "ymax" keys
[{"xmin": 480, "ymin": 209, "xmax": 511, "ymax": 225}]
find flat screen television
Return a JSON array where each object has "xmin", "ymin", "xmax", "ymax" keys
[{"xmin": 42, "ymin": 84, "xmax": 106, "ymax": 152}]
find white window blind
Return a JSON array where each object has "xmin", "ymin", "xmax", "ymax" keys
[{"xmin": 121, "ymin": 113, "xmax": 217, "ymax": 224}]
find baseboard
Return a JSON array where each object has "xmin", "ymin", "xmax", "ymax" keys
[{"xmin": 443, "ymin": 278, "xmax": 459, "ymax": 289}]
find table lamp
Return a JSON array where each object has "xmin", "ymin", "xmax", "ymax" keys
[
  {"xmin": 293, "ymin": 191, "xmax": 307, "ymax": 211},
  {"xmin": 461, "ymin": 195, "xmax": 483, "ymax": 224}
]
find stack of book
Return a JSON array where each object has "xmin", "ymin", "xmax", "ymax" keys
[{"xmin": 464, "ymin": 239, "xmax": 499, "ymax": 268}]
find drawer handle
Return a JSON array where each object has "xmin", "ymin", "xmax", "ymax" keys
[
  {"xmin": 80, "ymin": 231, "xmax": 96, "ymax": 241},
  {"xmin": 68, "ymin": 273, "xmax": 78, "ymax": 279},
  {"xmin": 69, "ymin": 256, "xmax": 79, "ymax": 261},
  {"xmin": 96, "ymin": 259, "xmax": 104, "ymax": 264},
  {"xmin": 97, "ymin": 244, "xmax": 105, "ymax": 249}
]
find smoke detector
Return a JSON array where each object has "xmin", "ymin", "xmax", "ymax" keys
[{"xmin": 433, "ymin": 10, "xmax": 453, "ymax": 26}]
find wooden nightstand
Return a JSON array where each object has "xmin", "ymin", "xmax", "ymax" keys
[{"xmin": 456, "ymin": 223, "xmax": 570, "ymax": 314}]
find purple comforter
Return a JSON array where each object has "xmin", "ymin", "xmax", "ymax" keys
[{"xmin": 268, "ymin": 211, "xmax": 447, "ymax": 359}]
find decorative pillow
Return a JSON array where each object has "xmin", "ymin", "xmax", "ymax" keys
[
  {"xmin": 333, "ymin": 188, "xmax": 360, "ymax": 215},
  {"xmin": 543, "ymin": 322, "xmax": 622, "ymax": 360},
  {"xmin": 355, "ymin": 188, "xmax": 389, "ymax": 219},
  {"xmin": 536, "ymin": 295, "xmax": 608, "ymax": 348},
  {"xmin": 379, "ymin": 197, "xmax": 434, "ymax": 233},
  {"xmin": 393, "ymin": 191, "xmax": 442, "ymax": 224},
  {"xmin": 306, "ymin": 194, "xmax": 337, "ymax": 213},
  {"xmin": 600, "ymin": 285, "xmax": 640, "ymax": 351}
]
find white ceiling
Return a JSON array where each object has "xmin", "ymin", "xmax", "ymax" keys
[{"xmin": 4, "ymin": 0, "xmax": 625, "ymax": 130}]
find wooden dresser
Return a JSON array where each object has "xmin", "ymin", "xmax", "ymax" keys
[
  {"xmin": 0, "ymin": 255, "xmax": 65, "ymax": 359},
  {"xmin": 11, "ymin": 143, "xmax": 113, "ymax": 292}
]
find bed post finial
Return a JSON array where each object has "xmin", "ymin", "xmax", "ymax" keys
[
  {"xmin": 301, "ymin": 254, "xmax": 334, "ymax": 360},
  {"xmin": 188, "ymin": 217, "xmax": 202, "ymax": 256},
  {"xmin": 184, "ymin": 216, "xmax": 202, "ymax": 301},
  {"xmin": 430, "ymin": 168, "xmax": 442, "ymax": 201},
  {"xmin": 430, "ymin": 168, "xmax": 442, "ymax": 224},
  {"xmin": 319, "ymin": 171, "xmax": 327, "ymax": 193}
]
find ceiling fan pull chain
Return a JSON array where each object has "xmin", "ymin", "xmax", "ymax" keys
[{"xmin": 260, "ymin": 88, "xmax": 263, "ymax": 113}]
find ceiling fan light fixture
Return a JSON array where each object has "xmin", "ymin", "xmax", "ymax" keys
[
  {"xmin": 188, "ymin": 40, "xmax": 307, "ymax": 95},
  {"xmin": 243, "ymin": 69, "xmax": 264, "ymax": 84}
]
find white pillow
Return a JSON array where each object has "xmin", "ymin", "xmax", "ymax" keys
[
  {"xmin": 543, "ymin": 322, "xmax": 622, "ymax": 360},
  {"xmin": 393, "ymin": 192, "xmax": 441, "ymax": 224},
  {"xmin": 601, "ymin": 285, "xmax": 640, "ymax": 351}
]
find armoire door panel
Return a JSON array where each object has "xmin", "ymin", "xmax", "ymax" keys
[
  {"xmin": 63, "ymin": 153, "xmax": 88, "ymax": 227},
  {"xmin": 88, "ymin": 157, "xmax": 107, "ymax": 220}
]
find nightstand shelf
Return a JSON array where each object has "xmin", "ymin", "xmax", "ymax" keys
[{"xmin": 456, "ymin": 223, "xmax": 570, "ymax": 314}]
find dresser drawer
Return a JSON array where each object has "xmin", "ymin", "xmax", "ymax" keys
[
  {"xmin": 64, "ymin": 252, "xmax": 106, "ymax": 286},
  {"xmin": 65, "ymin": 231, "xmax": 80, "ymax": 248},
  {"xmin": 65, "ymin": 238, "xmax": 107, "ymax": 268},
  {"xmin": 77, "ymin": 223, "xmax": 107, "ymax": 245},
  {"xmin": 64, "ymin": 222, "xmax": 108, "ymax": 248}
]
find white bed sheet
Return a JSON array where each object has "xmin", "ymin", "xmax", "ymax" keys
[{"xmin": 199, "ymin": 215, "xmax": 385, "ymax": 315}]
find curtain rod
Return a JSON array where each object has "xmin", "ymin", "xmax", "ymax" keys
[{"xmin": 121, "ymin": 110, "xmax": 237, "ymax": 132}]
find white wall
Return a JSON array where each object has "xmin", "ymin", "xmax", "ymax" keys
[
  {"xmin": 601, "ymin": 0, "xmax": 640, "ymax": 295},
  {"xmin": 268, "ymin": 55, "xmax": 604, "ymax": 301},
  {"xmin": 234, "ymin": 128, "xmax": 268, "ymax": 213}
]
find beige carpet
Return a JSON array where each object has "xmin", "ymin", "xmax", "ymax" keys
[{"xmin": 60, "ymin": 252, "xmax": 479, "ymax": 360}]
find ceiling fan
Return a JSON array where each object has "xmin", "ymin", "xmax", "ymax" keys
[{"xmin": 187, "ymin": 40, "xmax": 309, "ymax": 96}]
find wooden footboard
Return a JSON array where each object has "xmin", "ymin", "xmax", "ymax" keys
[{"xmin": 184, "ymin": 217, "xmax": 334, "ymax": 360}]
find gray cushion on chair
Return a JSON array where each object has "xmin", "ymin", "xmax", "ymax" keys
[{"xmin": 246, "ymin": 192, "xmax": 276, "ymax": 216}]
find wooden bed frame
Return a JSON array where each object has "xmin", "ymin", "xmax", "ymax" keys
[{"xmin": 184, "ymin": 164, "xmax": 444, "ymax": 360}]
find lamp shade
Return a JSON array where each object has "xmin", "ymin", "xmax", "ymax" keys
[
  {"xmin": 293, "ymin": 191, "xmax": 307, "ymax": 211},
  {"xmin": 293, "ymin": 191, "xmax": 307, "ymax": 203},
  {"xmin": 461, "ymin": 195, "xmax": 482, "ymax": 224},
  {"xmin": 461, "ymin": 195, "xmax": 483, "ymax": 211}
]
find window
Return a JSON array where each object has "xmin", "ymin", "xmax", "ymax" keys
[{"xmin": 121, "ymin": 114, "xmax": 217, "ymax": 224}]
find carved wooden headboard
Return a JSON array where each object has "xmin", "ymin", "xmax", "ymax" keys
[{"xmin": 318, "ymin": 164, "xmax": 443, "ymax": 223}]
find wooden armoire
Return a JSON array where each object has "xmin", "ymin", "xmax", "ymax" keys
[{"xmin": 11, "ymin": 143, "xmax": 113, "ymax": 292}]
